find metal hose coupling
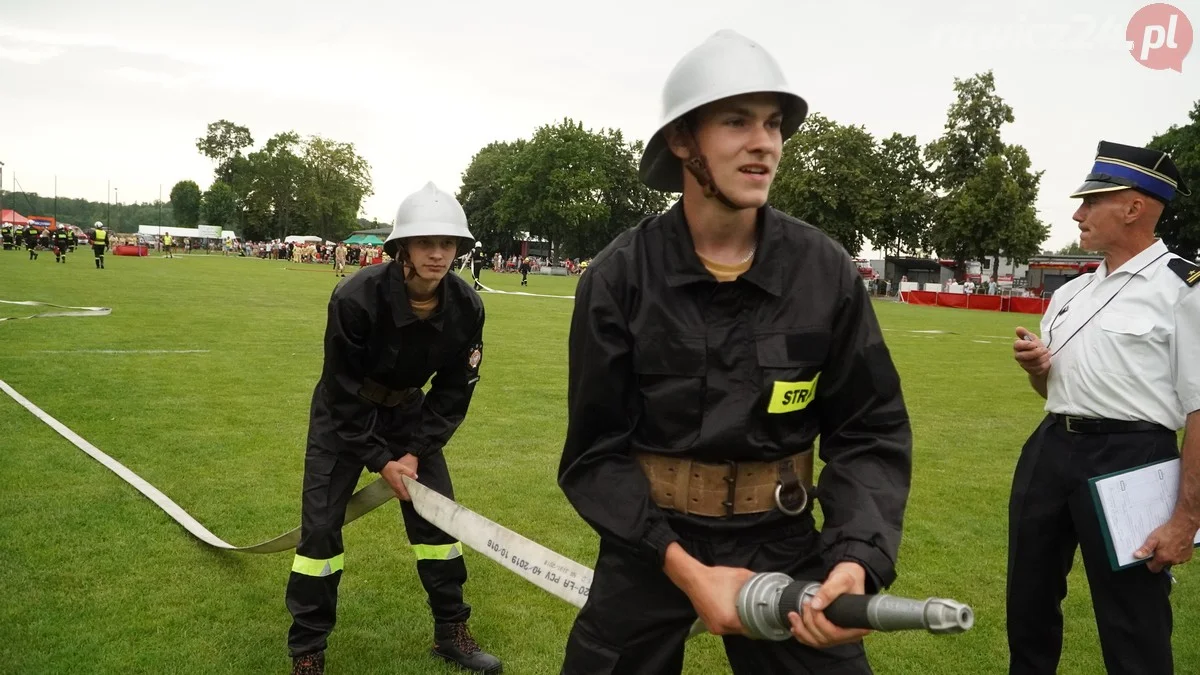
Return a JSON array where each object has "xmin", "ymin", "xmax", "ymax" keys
[{"xmin": 735, "ymin": 572, "xmax": 975, "ymax": 641}]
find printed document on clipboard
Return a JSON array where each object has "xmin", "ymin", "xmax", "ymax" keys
[{"xmin": 1089, "ymin": 457, "xmax": 1200, "ymax": 571}]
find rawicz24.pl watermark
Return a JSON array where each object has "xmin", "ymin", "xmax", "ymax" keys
[{"xmin": 1127, "ymin": 3, "xmax": 1192, "ymax": 71}]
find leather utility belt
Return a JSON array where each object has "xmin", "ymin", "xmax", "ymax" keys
[
  {"xmin": 359, "ymin": 378, "xmax": 420, "ymax": 407},
  {"xmin": 1053, "ymin": 414, "xmax": 1170, "ymax": 434},
  {"xmin": 636, "ymin": 450, "xmax": 814, "ymax": 518}
]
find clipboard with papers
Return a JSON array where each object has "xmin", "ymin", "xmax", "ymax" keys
[{"xmin": 1089, "ymin": 457, "xmax": 1200, "ymax": 571}]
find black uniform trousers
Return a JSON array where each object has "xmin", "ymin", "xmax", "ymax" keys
[
  {"xmin": 285, "ymin": 423, "xmax": 470, "ymax": 656},
  {"xmin": 93, "ymin": 244, "xmax": 106, "ymax": 265},
  {"xmin": 1007, "ymin": 414, "xmax": 1176, "ymax": 675},
  {"xmin": 561, "ymin": 515, "xmax": 872, "ymax": 675}
]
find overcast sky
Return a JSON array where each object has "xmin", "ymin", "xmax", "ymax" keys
[{"xmin": 1, "ymin": 0, "xmax": 1196, "ymax": 253}]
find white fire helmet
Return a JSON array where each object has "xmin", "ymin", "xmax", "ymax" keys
[
  {"xmin": 638, "ymin": 30, "xmax": 808, "ymax": 193},
  {"xmin": 384, "ymin": 182, "xmax": 475, "ymax": 259}
]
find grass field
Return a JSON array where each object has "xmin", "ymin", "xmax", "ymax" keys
[{"xmin": 1, "ymin": 250, "xmax": 1196, "ymax": 674}]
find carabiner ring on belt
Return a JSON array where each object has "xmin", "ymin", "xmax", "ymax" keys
[{"xmin": 774, "ymin": 482, "xmax": 807, "ymax": 516}]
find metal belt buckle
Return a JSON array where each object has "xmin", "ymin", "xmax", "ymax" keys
[
  {"xmin": 1064, "ymin": 416, "xmax": 1078, "ymax": 433},
  {"xmin": 775, "ymin": 482, "xmax": 808, "ymax": 516},
  {"xmin": 774, "ymin": 458, "xmax": 808, "ymax": 516},
  {"xmin": 722, "ymin": 460, "xmax": 737, "ymax": 518}
]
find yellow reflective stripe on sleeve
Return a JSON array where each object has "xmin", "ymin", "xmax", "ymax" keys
[
  {"xmin": 412, "ymin": 543, "xmax": 463, "ymax": 561},
  {"xmin": 767, "ymin": 374, "xmax": 820, "ymax": 414},
  {"xmin": 291, "ymin": 553, "xmax": 345, "ymax": 577}
]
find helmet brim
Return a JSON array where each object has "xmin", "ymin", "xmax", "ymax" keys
[
  {"xmin": 639, "ymin": 90, "xmax": 808, "ymax": 192},
  {"xmin": 383, "ymin": 221, "xmax": 475, "ymax": 259}
]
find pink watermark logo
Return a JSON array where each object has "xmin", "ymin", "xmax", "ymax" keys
[{"xmin": 1127, "ymin": 3, "xmax": 1192, "ymax": 71}]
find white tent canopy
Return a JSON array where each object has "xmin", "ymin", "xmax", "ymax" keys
[
  {"xmin": 284, "ymin": 235, "xmax": 323, "ymax": 244},
  {"xmin": 137, "ymin": 225, "xmax": 238, "ymax": 239}
]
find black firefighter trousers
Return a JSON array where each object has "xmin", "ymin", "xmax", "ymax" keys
[
  {"xmin": 1007, "ymin": 414, "xmax": 1177, "ymax": 674},
  {"xmin": 285, "ymin": 446, "xmax": 470, "ymax": 657},
  {"xmin": 561, "ymin": 515, "xmax": 873, "ymax": 675}
]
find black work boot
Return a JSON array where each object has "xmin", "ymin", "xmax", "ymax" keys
[
  {"xmin": 432, "ymin": 622, "xmax": 502, "ymax": 673},
  {"xmin": 291, "ymin": 650, "xmax": 324, "ymax": 675}
]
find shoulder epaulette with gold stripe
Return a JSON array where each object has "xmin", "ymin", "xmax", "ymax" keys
[{"xmin": 1169, "ymin": 258, "xmax": 1200, "ymax": 287}]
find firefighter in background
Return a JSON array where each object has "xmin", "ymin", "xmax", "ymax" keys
[
  {"xmin": 25, "ymin": 224, "xmax": 40, "ymax": 260},
  {"xmin": 333, "ymin": 242, "xmax": 347, "ymax": 278},
  {"xmin": 1, "ymin": 222, "xmax": 13, "ymax": 250},
  {"xmin": 54, "ymin": 226, "xmax": 72, "ymax": 263},
  {"xmin": 91, "ymin": 221, "xmax": 109, "ymax": 269},
  {"xmin": 470, "ymin": 241, "xmax": 487, "ymax": 291},
  {"xmin": 518, "ymin": 256, "xmax": 532, "ymax": 286},
  {"xmin": 163, "ymin": 232, "xmax": 175, "ymax": 258}
]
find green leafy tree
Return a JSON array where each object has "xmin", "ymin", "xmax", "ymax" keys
[
  {"xmin": 495, "ymin": 119, "xmax": 612, "ymax": 258},
  {"xmin": 297, "ymin": 136, "xmax": 372, "ymax": 242},
  {"xmin": 243, "ymin": 132, "xmax": 305, "ymax": 241},
  {"xmin": 493, "ymin": 119, "xmax": 669, "ymax": 260},
  {"xmin": 872, "ymin": 133, "xmax": 936, "ymax": 257},
  {"xmin": 771, "ymin": 113, "xmax": 886, "ymax": 256},
  {"xmin": 169, "ymin": 180, "xmax": 202, "ymax": 227},
  {"xmin": 1148, "ymin": 100, "xmax": 1200, "ymax": 260},
  {"xmin": 201, "ymin": 181, "xmax": 239, "ymax": 230},
  {"xmin": 925, "ymin": 71, "xmax": 1013, "ymax": 189},
  {"xmin": 196, "ymin": 120, "xmax": 254, "ymax": 184},
  {"xmin": 926, "ymin": 71, "xmax": 1048, "ymax": 277},
  {"xmin": 457, "ymin": 140, "xmax": 528, "ymax": 253}
]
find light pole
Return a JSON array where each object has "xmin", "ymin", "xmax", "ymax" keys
[
  {"xmin": 0, "ymin": 161, "xmax": 5, "ymax": 221},
  {"xmin": 114, "ymin": 187, "xmax": 119, "ymax": 231}
]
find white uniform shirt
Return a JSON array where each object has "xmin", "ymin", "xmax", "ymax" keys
[{"xmin": 1040, "ymin": 239, "xmax": 1200, "ymax": 430}]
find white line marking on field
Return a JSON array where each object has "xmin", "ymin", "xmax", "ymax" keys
[
  {"xmin": 469, "ymin": 273, "xmax": 576, "ymax": 299},
  {"xmin": 37, "ymin": 349, "xmax": 210, "ymax": 354}
]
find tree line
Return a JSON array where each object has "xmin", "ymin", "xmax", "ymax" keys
[
  {"xmin": 169, "ymin": 121, "xmax": 373, "ymax": 243},
  {"xmin": 0, "ymin": 191, "xmax": 174, "ymax": 233},
  {"xmin": 5, "ymin": 72, "xmax": 1197, "ymax": 262},
  {"xmin": 460, "ymin": 71, "xmax": 1053, "ymax": 268},
  {"xmin": 457, "ymin": 72, "xmax": 1200, "ymax": 265}
]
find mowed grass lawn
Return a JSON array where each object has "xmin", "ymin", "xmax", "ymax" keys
[{"xmin": 0, "ymin": 249, "xmax": 1196, "ymax": 675}]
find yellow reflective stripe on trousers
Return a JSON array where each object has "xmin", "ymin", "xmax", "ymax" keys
[
  {"xmin": 412, "ymin": 542, "xmax": 463, "ymax": 561},
  {"xmin": 291, "ymin": 553, "xmax": 345, "ymax": 577}
]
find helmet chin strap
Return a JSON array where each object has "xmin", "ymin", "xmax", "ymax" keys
[
  {"xmin": 675, "ymin": 121, "xmax": 741, "ymax": 210},
  {"xmin": 390, "ymin": 242, "xmax": 421, "ymax": 281}
]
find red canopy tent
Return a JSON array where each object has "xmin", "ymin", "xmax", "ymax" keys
[{"xmin": 1, "ymin": 209, "xmax": 30, "ymax": 225}]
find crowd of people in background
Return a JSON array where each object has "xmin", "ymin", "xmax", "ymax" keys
[
  {"xmin": 485, "ymin": 252, "xmax": 589, "ymax": 275},
  {"xmin": 5, "ymin": 221, "xmax": 597, "ymax": 280}
]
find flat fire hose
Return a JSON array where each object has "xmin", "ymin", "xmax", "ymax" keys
[
  {"xmin": 0, "ymin": 377, "xmax": 393, "ymax": 552},
  {"xmin": 1, "ymin": 377, "xmax": 698, "ymax": 637},
  {"xmin": 0, "ymin": 299, "xmax": 112, "ymax": 322},
  {"xmin": 402, "ymin": 476, "xmax": 594, "ymax": 607},
  {"xmin": 1, "ymin": 376, "xmax": 598, "ymax": 591},
  {"xmin": 3, "ymin": 376, "xmax": 707, "ymax": 632}
]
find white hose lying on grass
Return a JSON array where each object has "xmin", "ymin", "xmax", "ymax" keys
[
  {"xmin": 0, "ymin": 299, "xmax": 111, "ymax": 321},
  {"xmin": 0, "ymin": 378, "xmax": 392, "ymax": 553}
]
